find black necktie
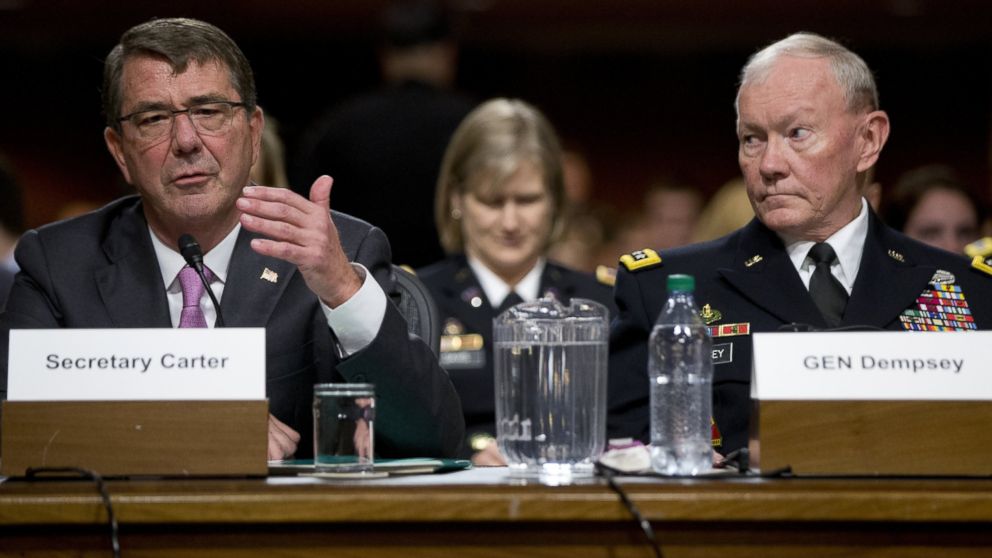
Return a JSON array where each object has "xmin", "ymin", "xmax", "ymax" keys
[
  {"xmin": 497, "ymin": 291, "xmax": 524, "ymax": 314},
  {"xmin": 807, "ymin": 243, "xmax": 848, "ymax": 328}
]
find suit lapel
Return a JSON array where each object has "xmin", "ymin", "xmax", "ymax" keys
[
  {"xmin": 220, "ymin": 228, "xmax": 298, "ymax": 327},
  {"xmin": 717, "ymin": 219, "xmax": 826, "ymax": 327},
  {"xmin": 843, "ymin": 213, "xmax": 935, "ymax": 328},
  {"xmin": 95, "ymin": 201, "xmax": 171, "ymax": 327}
]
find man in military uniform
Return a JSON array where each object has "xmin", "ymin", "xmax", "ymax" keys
[{"xmin": 608, "ymin": 32, "xmax": 992, "ymax": 456}]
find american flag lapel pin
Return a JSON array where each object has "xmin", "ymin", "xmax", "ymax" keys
[{"xmin": 260, "ymin": 268, "xmax": 279, "ymax": 283}]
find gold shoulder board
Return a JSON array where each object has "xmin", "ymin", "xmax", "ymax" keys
[
  {"xmin": 595, "ymin": 265, "xmax": 617, "ymax": 287},
  {"xmin": 619, "ymin": 248, "xmax": 662, "ymax": 272},
  {"xmin": 965, "ymin": 237, "xmax": 992, "ymax": 259},
  {"xmin": 972, "ymin": 256, "xmax": 992, "ymax": 277}
]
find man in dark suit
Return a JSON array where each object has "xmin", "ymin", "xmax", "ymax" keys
[
  {"xmin": 0, "ymin": 18, "xmax": 464, "ymax": 460},
  {"xmin": 608, "ymin": 32, "xmax": 992, "ymax": 456}
]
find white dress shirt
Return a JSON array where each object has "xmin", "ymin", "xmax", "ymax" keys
[
  {"xmin": 150, "ymin": 224, "xmax": 386, "ymax": 357},
  {"xmin": 468, "ymin": 256, "xmax": 545, "ymax": 308},
  {"xmin": 782, "ymin": 198, "xmax": 870, "ymax": 295}
]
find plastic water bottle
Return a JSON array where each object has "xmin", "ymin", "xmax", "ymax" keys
[{"xmin": 648, "ymin": 274, "xmax": 713, "ymax": 475}]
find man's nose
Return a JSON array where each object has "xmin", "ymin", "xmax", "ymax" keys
[
  {"xmin": 170, "ymin": 113, "xmax": 203, "ymax": 153},
  {"xmin": 758, "ymin": 136, "xmax": 789, "ymax": 181}
]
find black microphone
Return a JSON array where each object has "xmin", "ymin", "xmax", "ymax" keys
[{"xmin": 178, "ymin": 233, "xmax": 225, "ymax": 327}]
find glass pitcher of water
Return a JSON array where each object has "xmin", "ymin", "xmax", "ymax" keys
[{"xmin": 493, "ymin": 296, "xmax": 609, "ymax": 483}]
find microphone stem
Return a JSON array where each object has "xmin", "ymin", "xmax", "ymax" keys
[{"xmin": 195, "ymin": 268, "xmax": 225, "ymax": 327}]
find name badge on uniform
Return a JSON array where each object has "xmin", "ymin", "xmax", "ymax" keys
[
  {"xmin": 712, "ymin": 342, "xmax": 733, "ymax": 365},
  {"xmin": 440, "ymin": 334, "xmax": 486, "ymax": 369}
]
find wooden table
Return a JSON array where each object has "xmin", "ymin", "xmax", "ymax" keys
[{"xmin": 1, "ymin": 468, "xmax": 990, "ymax": 557}]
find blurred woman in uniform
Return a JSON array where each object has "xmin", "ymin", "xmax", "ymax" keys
[{"xmin": 419, "ymin": 98, "xmax": 616, "ymax": 465}]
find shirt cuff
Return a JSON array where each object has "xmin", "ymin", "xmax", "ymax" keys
[{"xmin": 320, "ymin": 263, "xmax": 387, "ymax": 357}]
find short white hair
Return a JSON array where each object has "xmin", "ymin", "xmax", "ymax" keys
[{"xmin": 735, "ymin": 32, "xmax": 879, "ymax": 116}]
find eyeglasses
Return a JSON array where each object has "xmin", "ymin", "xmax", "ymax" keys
[{"xmin": 117, "ymin": 101, "xmax": 247, "ymax": 141}]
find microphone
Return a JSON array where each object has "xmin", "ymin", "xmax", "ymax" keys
[{"xmin": 178, "ymin": 233, "xmax": 225, "ymax": 327}]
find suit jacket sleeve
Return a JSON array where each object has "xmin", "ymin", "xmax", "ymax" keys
[{"xmin": 334, "ymin": 223, "xmax": 466, "ymax": 457}]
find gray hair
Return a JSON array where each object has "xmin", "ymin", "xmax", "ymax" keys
[
  {"xmin": 103, "ymin": 18, "xmax": 257, "ymax": 132},
  {"xmin": 735, "ymin": 32, "xmax": 879, "ymax": 116}
]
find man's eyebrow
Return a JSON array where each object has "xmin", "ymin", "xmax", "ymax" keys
[
  {"xmin": 124, "ymin": 100, "xmax": 171, "ymax": 114},
  {"xmin": 124, "ymin": 93, "xmax": 233, "ymax": 114},
  {"xmin": 187, "ymin": 93, "xmax": 234, "ymax": 105}
]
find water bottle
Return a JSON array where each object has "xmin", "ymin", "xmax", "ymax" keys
[{"xmin": 648, "ymin": 274, "xmax": 713, "ymax": 475}]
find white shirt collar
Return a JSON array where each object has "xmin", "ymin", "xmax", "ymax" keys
[
  {"xmin": 151, "ymin": 224, "xmax": 240, "ymax": 290},
  {"xmin": 467, "ymin": 256, "xmax": 546, "ymax": 308},
  {"xmin": 782, "ymin": 198, "xmax": 869, "ymax": 293}
]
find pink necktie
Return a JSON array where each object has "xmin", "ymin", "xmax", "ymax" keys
[{"xmin": 178, "ymin": 265, "xmax": 214, "ymax": 328}]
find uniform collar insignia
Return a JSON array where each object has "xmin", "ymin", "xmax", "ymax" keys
[
  {"xmin": 744, "ymin": 254, "xmax": 763, "ymax": 267},
  {"xmin": 700, "ymin": 304, "xmax": 722, "ymax": 325},
  {"xmin": 542, "ymin": 287, "xmax": 561, "ymax": 301},
  {"xmin": 460, "ymin": 286, "xmax": 485, "ymax": 308},
  {"xmin": 887, "ymin": 249, "xmax": 905, "ymax": 262}
]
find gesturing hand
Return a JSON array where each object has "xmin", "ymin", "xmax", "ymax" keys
[{"xmin": 237, "ymin": 176, "xmax": 362, "ymax": 307}]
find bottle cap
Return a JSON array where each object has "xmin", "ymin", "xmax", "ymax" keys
[{"xmin": 667, "ymin": 274, "xmax": 695, "ymax": 293}]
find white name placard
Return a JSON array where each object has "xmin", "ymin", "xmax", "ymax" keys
[
  {"xmin": 7, "ymin": 328, "xmax": 266, "ymax": 401},
  {"xmin": 751, "ymin": 331, "xmax": 992, "ymax": 401}
]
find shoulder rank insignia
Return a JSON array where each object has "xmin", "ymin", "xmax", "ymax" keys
[
  {"xmin": 619, "ymin": 248, "xmax": 662, "ymax": 272},
  {"xmin": 965, "ymin": 237, "xmax": 992, "ymax": 258},
  {"xmin": 700, "ymin": 304, "xmax": 722, "ymax": 324},
  {"xmin": 972, "ymin": 255, "xmax": 992, "ymax": 277},
  {"xmin": 596, "ymin": 265, "xmax": 617, "ymax": 287}
]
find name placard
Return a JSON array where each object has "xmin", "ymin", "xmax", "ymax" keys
[
  {"xmin": 8, "ymin": 328, "xmax": 265, "ymax": 401},
  {"xmin": 751, "ymin": 331, "xmax": 991, "ymax": 401}
]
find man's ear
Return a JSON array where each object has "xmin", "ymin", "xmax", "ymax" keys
[
  {"xmin": 856, "ymin": 110, "xmax": 890, "ymax": 173},
  {"xmin": 104, "ymin": 126, "xmax": 133, "ymax": 184},
  {"xmin": 249, "ymin": 105, "xmax": 264, "ymax": 167}
]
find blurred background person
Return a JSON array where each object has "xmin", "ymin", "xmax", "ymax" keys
[
  {"xmin": 691, "ymin": 177, "xmax": 753, "ymax": 243},
  {"xmin": 882, "ymin": 164, "xmax": 986, "ymax": 254},
  {"xmin": 295, "ymin": 0, "xmax": 475, "ymax": 267},
  {"xmin": 251, "ymin": 110, "xmax": 290, "ymax": 188},
  {"xmin": 641, "ymin": 178, "xmax": 702, "ymax": 250},
  {"xmin": 547, "ymin": 148, "xmax": 607, "ymax": 272},
  {"xmin": 0, "ymin": 156, "xmax": 23, "ymax": 308},
  {"xmin": 419, "ymin": 98, "xmax": 616, "ymax": 465}
]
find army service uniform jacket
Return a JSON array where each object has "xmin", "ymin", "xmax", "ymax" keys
[
  {"xmin": 608, "ymin": 213, "xmax": 992, "ymax": 455},
  {"xmin": 419, "ymin": 255, "xmax": 617, "ymax": 457}
]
